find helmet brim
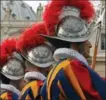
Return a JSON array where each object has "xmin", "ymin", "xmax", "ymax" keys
[
  {"xmin": 21, "ymin": 53, "xmax": 54, "ymax": 68},
  {"xmin": 1, "ymin": 72, "xmax": 24, "ymax": 80},
  {"xmin": 40, "ymin": 34, "xmax": 91, "ymax": 43}
]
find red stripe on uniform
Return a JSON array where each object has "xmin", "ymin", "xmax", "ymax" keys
[{"xmin": 71, "ymin": 59, "xmax": 102, "ymax": 100}]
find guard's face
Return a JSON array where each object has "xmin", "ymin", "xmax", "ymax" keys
[
  {"xmin": 25, "ymin": 60, "xmax": 53, "ymax": 76},
  {"xmin": 25, "ymin": 60, "xmax": 39, "ymax": 72},
  {"xmin": 71, "ymin": 40, "xmax": 92, "ymax": 58},
  {"xmin": 82, "ymin": 41, "xmax": 92, "ymax": 58}
]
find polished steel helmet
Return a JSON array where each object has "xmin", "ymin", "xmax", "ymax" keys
[
  {"xmin": 1, "ymin": 52, "xmax": 25, "ymax": 80},
  {"xmin": 57, "ymin": 7, "xmax": 90, "ymax": 42},
  {"xmin": 24, "ymin": 42, "xmax": 54, "ymax": 68},
  {"xmin": 41, "ymin": 0, "xmax": 95, "ymax": 44},
  {"xmin": 42, "ymin": 7, "xmax": 90, "ymax": 42}
]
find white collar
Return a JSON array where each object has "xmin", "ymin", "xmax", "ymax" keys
[
  {"xmin": 53, "ymin": 48, "xmax": 89, "ymax": 67},
  {"xmin": 1, "ymin": 84, "xmax": 21, "ymax": 96},
  {"xmin": 24, "ymin": 71, "xmax": 46, "ymax": 82}
]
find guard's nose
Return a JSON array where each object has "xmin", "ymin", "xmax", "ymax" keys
[{"xmin": 88, "ymin": 41, "xmax": 92, "ymax": 48}]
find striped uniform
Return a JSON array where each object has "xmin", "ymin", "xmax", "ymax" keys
[
  {"xmin": 21, "ymin": 80, "xmax": 43, "ymax": 100},
  {"xmin": 40, "ymin": 59, "xmax": 106, "ymax": 100}
]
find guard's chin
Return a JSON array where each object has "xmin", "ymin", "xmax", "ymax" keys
[{"xmin": 84, "ymin": 54, "xmax": 90, "ymax": 59}]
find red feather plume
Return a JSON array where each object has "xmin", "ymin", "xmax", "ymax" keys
[
  {"xmin": 31, "ymin": 22, "xmax": 47, "ymax": 35},
  {"xmin": 43, "ymin": 0, "xmax": 95, "ymax": 36},
  {"xmin": 0, "ymin": 39, "xmax": 16, "ymax": 67},
  {"xmin": 16, "ymin": 22, "xmax": 46, "ymax": 53}
]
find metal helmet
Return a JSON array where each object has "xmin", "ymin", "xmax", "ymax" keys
[
  {"xmin": 41, "ymin": 0, "xmax": 95, "ymax": 43},
  {"xmin": 16, "ymin": 22, "xmax": 55, "ymax": 68},
  {"xmin": 1, "ymin": 61, "xmax": 24, "ymax": 80},
  {"xmin": 0, "ymin": 39, "xmax": 25, "ymax": 80},
  {"xmin": 24, "ymin": 42, "xmax": 54, "ymax": 68},
  {"xmin": 1, "ymin": 52, "xmax": 25, "ymax": 80}
]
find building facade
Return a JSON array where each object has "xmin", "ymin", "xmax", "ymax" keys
[{"xmin": 1, "ymin": 1, "xmax": 43, "ymax": 41}]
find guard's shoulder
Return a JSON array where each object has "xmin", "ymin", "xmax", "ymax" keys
[
  {"xmin": 41, "ymin": 59, "xmax": 86, "ymax": 100},
  {"xmin": 22, "ymin": 80, "xmax": 43, "ymax": 93},
  {"xmin": 0, "ymin": 91, "xmax": 18, "ymax": 100},
  {"xmin": 21, "ymin": 80, "xmax": 43, "ymax": 100},
  {"xmin": 0, "ymin": 91, "xmax": 9, "ymax": 100}
]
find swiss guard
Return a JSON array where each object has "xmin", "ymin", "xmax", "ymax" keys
[
  {"xmin": 40, "ymin": 0, "xmax": 106, "ymax": 100},
  {"xmin": 16, "ymin": 22, "xmax": 55, "ymax": 100},
  {"xmin": 0, "ymin": 39, "xmax": 25, "ymax": 100}
]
